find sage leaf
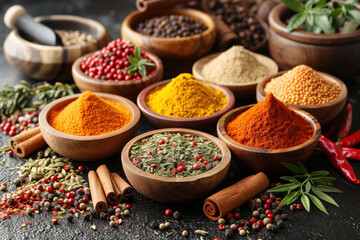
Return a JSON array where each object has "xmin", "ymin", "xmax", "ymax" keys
[
  {"xmin": 280, "ymin": 176, "xmax": 296, "ymax": 181},
  {"xmin": 305, "ymin": 181, "xmax": 312, "ymax": 193},
  {"xmin": 279, "ymin": 191, "xmax": 300, "ymax": 207},
  {"xmin": 312, "ymin": 187, "xmax": 339, "ymax": 207},
  {"xmin": 310, "ymin": 170, "xmax": 329, "ymax": 177},
  {"xmin": 316, "ymin": 15, "xmax": 335, "ymax": 33},
  {"xmin": 287, "ymin": 12, "xmax": 307, "ymax": 32},
  {"xmin": 301, "ymin": 194, "xmax": 310, "ymax": 212},
  {"xmin": 281, "ymin": 162, "xmax": 304, "ymax": 174},
  {"xmin": 268, "ymin": 183, "xmax": 300, "ymax": 192},
  {"xmin": 314, "ymin": 185, "xmax": 342, "ymax": 193},
  {"xmin": 281, "ymin": 0, "xmax": 305, "ymax": 12},
  {"xmin": 296, "ymin": 162, "xmax": 308, "ymax": 174},
  {"xmin": 135, "ymin": 45, "xmax": 141, "ymax": 59},
  {"xmin": 308, "ymin": 193, "xmax": 329, "ymax": 215}
]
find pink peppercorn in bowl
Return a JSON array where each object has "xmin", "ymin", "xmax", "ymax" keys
[{"xmin": 72, "ymin": 41, "xmax": 163, "ymax": 101}]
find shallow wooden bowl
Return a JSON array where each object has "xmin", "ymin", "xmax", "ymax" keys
[
  {"xmin": 121, "ymin": 128, "xmax": 231, "ymax": 203},
  {"xmin": 4, "ymin": 15, "xmax": 111, "ymax": 81},
  {"xmin": 39, "ymin": 93, "xmax": 140, "ymax": 161},
  {"xmin": 137, "ymin": 80, "xmax": 235, "ymax": 129},
  {"xmin": 72, "ymin": 50, "xmax": 163, "ymax": 101},
  {"xmin": 192, "ymin": 52, "xmax": 278, "ymax": 98},
  {"xmin": 217, "ymin": 105, "xmax": 321, "ymax": 173},
  {"xmin": 256, "ymin": 71, "xmax": 348, "ymax": 126},
  {"xmin": 121, "ymin": 8, "xmax": 216, "ymax": 59}
]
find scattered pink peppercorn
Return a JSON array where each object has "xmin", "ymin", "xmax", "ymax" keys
[
  {"xmin": 46, "ymin": 186, "xmax": 53, "ymax": 193},
  {"xmin": 172, "ymin": 168, "xmax": 179, "ymax": 175},
  {"xmin": 219, "ymin": 224, "xmax": 225, "ymax": 231},
  {"xmin": 159, "ymin": 140, "xmax": 165, "ymax": 145},
  {"xmin": 266, "ymin": 199, "xmax": 273, "ymax": 204},
  {"xmin": 225, "ymin": 212, "xmax": 233, "ymax": 220},
  {"xmin": 234, "ymin": 212, "xmax": 240, "ymax": 219},
  {"xmin": 126, "ymin": 204, "xmax": 131, "ymax": 209},
  {"xmin": 250, "ymin": 217, "xmax": 257, "ymax": 223},
  {"xmin": 203, "ymin": 161, "xmax": 209, "ymax": 165},
  {"xmin": 50, "ymin": 175, "xmax": 58, "ymax": 182},
  {"xmin": 191, "ymin": 141, "xmax": 197, "ymax": 146},
  {"xmin": 83, "ymin": 196, "xmax": 89, "ymax": 202},
  {"xmin": 264, "ymin": 203, "xmax": 270, "ymax": 209},
  {"xmin": 8, "ymin": 150, "xmax": 14, "ymax": 157},
  {"xmin": 165, "ymin": 209, "xmax": 172, "ymax": 216},
  {"xmin": 213, "ymin": 156, "xmax": 219, "ymax": 161},
  {"xmin": 77, "ymin": 165, "xmax": 84, "ymax": 172},
  {"xmin": 193, "ymin": 163, "xmax": 200, "ymax": 170},
  {"xmin": 296, "ymin": 203, "xmax": 303, "ymax": 210},
  {"xmin": 63, "ymin": 165, "xmax": 70, "ymax": 171}
]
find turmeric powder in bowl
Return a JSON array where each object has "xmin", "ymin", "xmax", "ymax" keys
[
  {"xmin": 145, "ymin": 73, "xmax": 228, "ymax": 118},
  {"xmin": 48, "ymin": 91, "xmax": 132, "ymax": 136}
]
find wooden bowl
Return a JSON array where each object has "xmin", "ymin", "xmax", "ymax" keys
[
  {"xmin": 72, "ymin": 50, "xmax": 163, "ymax": 101},
  {"xmin": 39, "ymin": 93, "xmax": 140, "ymax": 161},
  {"xmin": 137, "ymin": 80, "xmax": 235, "ymax": 129},
  {"xmin": 4, "ymin": 15, "xmax": 111, "ymax": 81},
  {"xmin": 268, "ymin": 4, "xmax": 360, "ymax": 78},
  {"xmin": 256, "ymin": 71, "xmax": 348, "ymax": 126},
  {"xmin": 192, "ymin": 52, "xmax": 278, "ymax": 98},
  {"xmin": 121, "ymin": 8, "xmax": 216, "ymax": 59},
  {"xmin": 217, "ymin": 105, "xmax": 321, "ymax": 173},
  {"xmin": 121, "ymin": 128, "xmax": 231, "ymax": 203}
]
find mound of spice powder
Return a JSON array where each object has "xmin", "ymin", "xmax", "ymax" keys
[
  {"xmin": 145, "ymin": 73, "xmax": 228, "ymax": 118},
  {"xmin": 264, "ymin": 65, "xmax": 341, "ymax": 105},
  {"xmin": 48, "ymin": 91, "xmax": 132, "ymax": 136},
  {"xmin": 203, "ymin": 46, "xmax": 269, "ymax": 85},
  {"xmin": 226, "ymin": 93, "xmax": 313, "ymax": 149},
  {"xmin": 130, "ymin": 133, "xmax": 222, "ymax": 178}
]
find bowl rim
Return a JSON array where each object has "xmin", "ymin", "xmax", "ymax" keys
[
  {"xmin": 72, "ymin": 49, "xmax": 163, "ymax": 86},
  {"xmin": 269, "ymin": 4, "xmax": 360, "ymax": 45},
  {"xmin": 122, "ymin": 8, "xmax": 216, "ymax": 42},
  {"xmin": 136, "ymin": 79, "xmax": 235, "ymax": 123},
  {"xmin": 192, "ymin": 52, "xmax": 279, "ymax": 87},
  {"xmin": 11, "ymin": 14, "xmax": 109, "ymax": 50},
  {"xmin": 256, "ymin": 70, "xmax": 348, "ymax": 109},
  {"xmin": 39, "ymin": 92, "xmax": 141, "ymax": 140},
  {"xmin": 121, "ymin": 128, "xmax": 231, "ymax": 183},
  {"xmin": 217, "ymin": 104, "xmax": 321, "ymax": 153}
]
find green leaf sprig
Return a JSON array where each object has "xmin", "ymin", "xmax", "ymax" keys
[
  {"xmin": 268, "ymin": 162, "xmax": 342, "ymax": 215},
  {"xmin": 125, "ymin": 45, "xmax": 155, "ymax": 78},
  {"xmin": 283, "ymin": 0, "xmax": 360, "ymax": 33}
]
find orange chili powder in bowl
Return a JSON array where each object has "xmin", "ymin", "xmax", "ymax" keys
[
  {"xmin": 226, "ymin": 93, "xmax": 313, "ymax": 149},
  {"xmin": 48, "ymin": 91, "xmax": 132, "ymax": 136}
]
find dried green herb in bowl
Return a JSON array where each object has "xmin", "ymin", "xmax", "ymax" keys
[{"xmin": 129, "ymin": 133, "xmax": 222, "ymax": 178}]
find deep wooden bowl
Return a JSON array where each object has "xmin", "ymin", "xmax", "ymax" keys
[
  {"xmin": 256, "ymin": 71, "xmax": 348, "ymax": 126},
  {"xmin": 39, "ymin": 93, "xmax": 140, "ymax": 161},
  {"xmin": 121, "ymin": 128, "xmax": 231, "ymax": 203},
  {"xmin": 137, "ymin": 80, "xmax": 235, "ymax": 129},
  {"xmin": 268, "ymin": 4, "xmax": 360, "ymax": 78},
  {"xmin": 217, "ymin": 105, "xmax": 321, "ymax": 173},
  {"xmin": 72, "ymin": 50, "xmax": 163, "ymax": 101},
  {"xmin": 3, "ymin": 15, "xmax": 111, "ymax": 81},
  {"xmin": 121, "ymin": 8, "xmax": 216, "ymax": 59},
  {"xmin": 192, "ymin": 52, "xmax": 278, "ymax": 98}
]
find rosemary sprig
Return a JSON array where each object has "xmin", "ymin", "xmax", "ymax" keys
[
  {"xmin": 268, "ymin": 162, "xmax": 342, "ymax": 215},
  {"xmin": 125, "ymin": 45, "xmax": 155, "ymax": 77}
]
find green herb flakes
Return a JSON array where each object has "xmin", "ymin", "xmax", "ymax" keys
[{"xmin": 130, "ymin": 133, "xmax": 222, "ymax": 178}]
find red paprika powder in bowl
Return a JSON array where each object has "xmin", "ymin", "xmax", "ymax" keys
[{"xmin": 217, "ymin": 94, "xmax": 321, "ymax": 172}]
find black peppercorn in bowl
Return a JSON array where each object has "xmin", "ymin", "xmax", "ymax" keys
[
  {"xmin": 121, "ymin": 8, "xmax": 216, "ymax": 59},
  {"xmin": 121, "ymin": 128, "xmax": 231, "ymax": 203}
]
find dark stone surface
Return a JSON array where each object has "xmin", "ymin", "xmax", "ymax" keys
[{"xmin": 0, "ymin": 0, "xmax": 359, "ymax": 239}]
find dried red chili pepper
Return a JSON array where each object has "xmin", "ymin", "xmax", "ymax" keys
[
  {"xmin": 318, "ymin": 135, "xmax": 360, "ymax": 184},
  {"xmin": 338, "ymin": 130, "xmax": 360, "ymax": 147},
  {"xmin": 322, "ymin": 123, "xmax": 336, "ymax": 137},
  {"xmin": 337, "ymin": 103, "xmax": 352, "ymax": 141},
  {"xmin": 339, "ymin": 146, "xmax": 360, "ymax": 161}
]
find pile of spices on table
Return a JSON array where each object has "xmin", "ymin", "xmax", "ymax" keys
[
  {"xmin": 55, "ymin": 30, "xmax": 95, "ymax": 47},
  {"xmin": 202, "ymin": 46, "xmax": 268, "ymax": 85},
  {"xmin": 226, "ymin": 93, "xmax": 313, "ymax": 149},
  {"xmin": 208, "ymin": 0, "xmax": 266, "ymax": 49},
  {"xmin": 48, "ymin": 91, "xmax": 132, "ymax": 136},
  {"xmin": 135, "ymin": 15, "xmax": 207, "ymax": 38},
  {"xmin": 0, "ymin": 148, "xmax": 89, "ymax": 221},
  {"xmin": 145, "ymin": 73, "xmax": 228, "ymax": 118},
  {"xmin": 265, "ymin": 65, "xmax": 341, "ymax": 105},
  {"xmin": 81, "ymin": 39, "xmax": 156, "ymax": 81},
  {"xmin": 130, "ymin": 132, "xmax": 222, "ymax": 177}
]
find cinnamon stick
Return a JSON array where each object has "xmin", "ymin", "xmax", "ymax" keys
[
  {"xmin": 10, "ymin": 130, "xmax": 46, "ymax": 158},
  {"xmin": 211, "ymin": 15, "xmax": 238, "ymax": 51},
  {"xmin": 96, "ymin": 165, "xmax": 121, "ymax": 205},
  {"xmin": 88, "ymin": 170, "xmax": 107, "ymax": 213},
  {"xmin": 203, "ymin": 172, "xmax": 269, "ymax": 220},
  {"xmin": 110, "ymin": 174, "xmax": 123, "ymax": 203},
  {"xmin": 9, "ymin": 126, "xmax": 41, "ymax": 149},
  {"xmin": 111, "ymin": 173, "xmax": 133, "ymax": 199},
  {"xmin": 136, "ymin": 0, "xmax": 193, "ymax": 12}
]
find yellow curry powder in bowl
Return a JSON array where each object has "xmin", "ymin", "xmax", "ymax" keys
[
  {"xmin": 145, "ymin": 73, "xmax": 228, "ymax": 118},
  {"xmin": 48, "ymin": 91, "xmax": 132, "ymax": 136}
]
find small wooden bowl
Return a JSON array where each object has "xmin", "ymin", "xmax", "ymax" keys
[
  {"xmin": 39, "ymin": 93, "xmax": 140, "ymax": 161},
  {"xmin": 192, "ymin": 52, "xmax": 278, "ymax": 98},
  {"xmin": 256, "ymin": 71, "xmax": 348, "ymax": 126},
  {"xmin": 217, "ymin": 105, "xmax": 321, "ymax": 173},
  {"xmin": 121, "ymin": 128, "xmax": 231, "ymax": 203},
  {"xmin": 72, "ymin": 50, "xmax": 163, "ymax": 101},
  {"xmin": 4, "ymin": 15, "xmax": 111, "ymax": 81},
  {"xmin": 121, "ymin": 8, "xmax": 216, "ymax": 59},
  {"xmin": 137, "ymin": 80, "xmax": 235, "ymax": 129}
]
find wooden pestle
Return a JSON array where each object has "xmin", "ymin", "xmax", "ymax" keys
[
  {"xmin": 136, "ymin": 0, "xmax": 195, "ymax": 12},
  {"xmin": 4, "ymin": 5, "xmax": 63, "ymax": 46}
]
